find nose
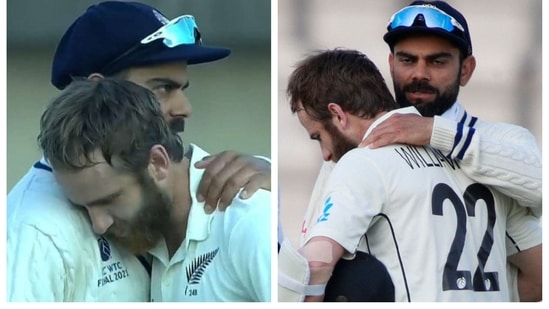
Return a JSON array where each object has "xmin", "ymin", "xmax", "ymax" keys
[
  {"xmin": 169, "ymin": 90, "xmax": 192, "ymax": 119},
  {"xmin": 322, "ymin": 148, "xmax": 332, "ymax": 162},
  {"xmin": 411, "ymin": 60, "xmax": 430, "ymax": 81},
  {"xmin": 87, "ymin": 207, "xmax": 114, "ymax": 235}
]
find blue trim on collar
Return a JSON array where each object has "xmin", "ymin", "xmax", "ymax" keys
[{"xmin": 33, "ymin": 161, "xmax": 52, "ymax": 172}]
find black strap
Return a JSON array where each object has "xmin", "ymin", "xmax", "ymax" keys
[{"xmin": 136, "ymin": 255, "xmax": 152, "ymax": 277}]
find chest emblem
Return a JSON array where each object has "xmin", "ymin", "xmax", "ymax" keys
[
  {"xmin": 98, "ymin": 236, "xmax": 111, "ymax": 261},
  {"xmin": 186, "ymin": 248, "xmax": 219, "ymax": 284}
]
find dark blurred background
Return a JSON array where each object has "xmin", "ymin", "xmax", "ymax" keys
[{"xmin": 7, "ymin": 0, "xmax": 271, "ymax": 190}]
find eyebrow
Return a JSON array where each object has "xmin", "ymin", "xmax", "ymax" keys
[
  {"xmin": 146, "ymin": 78, "xmax": 189, "ymax": 89},
  {"xmin": 72, "ymin": 189, "xmax": 123, "ymax": 208},
  {"xmin": 395, "ymin": 51, "xmax": 453, "ymax": 61}
]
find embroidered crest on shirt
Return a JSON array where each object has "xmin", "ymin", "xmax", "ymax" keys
[
  {"xmin": 317, "ymin": 196, "xmax": 333, "ymax": 223},
  {"xmin": 186, "ymin": 248, "xmax": 219, "ymax": 284},
  {"xmin": 98, "ymin": 236, "xmax": 111, "ymax": 261},
  {"xmin": 96, "ymin": 237, "xmax": 131, "ymax": 287}
]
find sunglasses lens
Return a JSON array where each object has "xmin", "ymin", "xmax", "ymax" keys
[
  {"xmin": 162, "ymin": 16, "xmax": 199, "ymax": 47},
  {"xmin": 141, "ymin": 15, "xmax": 200, "ymax": 47},
  {"xmin": 389, "ymin": 6, "xmax": 460, "ymax": 33}
]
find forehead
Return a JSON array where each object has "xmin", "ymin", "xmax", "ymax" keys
[
  {"xmin": 394, "ymin": 35, "xmax": 459, "ymax": 55},
  {"xmin": 123, "ymin": 61, "xmax": 189, "ymax": 86},
  {"xmin": 53, "ymin": 151, "xmax": 134, "ymax": 205}
]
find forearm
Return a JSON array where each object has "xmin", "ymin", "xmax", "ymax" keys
[
  {"xmin": 508, "ymin": 244, "xmax": 542, "ymax": 302},
  {"xmin": 299, "ymin": 237, "xmax": 344, "ymax": 302},
  {"xmin": 302, "ymin": 261, "xmax": 334, "ymax": 302},
  {"xmin": 517, "ymin": 270, "xmax": 542, "ymax": 302},
  {"xmin": 431, "ymin": 116, "xmax": 542, "ymax": 209}
]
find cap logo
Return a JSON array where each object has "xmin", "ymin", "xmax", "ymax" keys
[{"xmin": 153, "ymin": 9, "xmax": 169, "ymax": 25}]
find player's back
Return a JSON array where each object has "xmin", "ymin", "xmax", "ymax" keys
[
  {"xmin": 330, "ymin": 144, "xmax": 515, "ymax": 301},
  {"xmin": 7, "ymin": 160, "xmax": 150, "ymax": 301}
]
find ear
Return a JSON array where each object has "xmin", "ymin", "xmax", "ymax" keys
[
  {"xmin": 459, "ymin": 55, "xmax": 476, "ymax": 86},
  {"xmin": 87, "ymin": 73, "xmax": 105, "ymax": 82},
  {"xmin": 327, "ymin": 102, "xmax": 348, "ymax": 130},
  {"xmin": 147, "ymin": 145, "xmax": 170, "ymax": 183},
  {"xmin": 388, "ymin": 53, "xmax": 395, "ymax": 72}
]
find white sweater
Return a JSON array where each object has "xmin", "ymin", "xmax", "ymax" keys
[{"xmin": 431, "ymin": 102, "xmax": 542, "ymax": 213}]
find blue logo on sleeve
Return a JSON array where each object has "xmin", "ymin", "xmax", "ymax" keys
[{"xmin": 316, "ymin": 196, "xmax": 333, "ymax": 223}]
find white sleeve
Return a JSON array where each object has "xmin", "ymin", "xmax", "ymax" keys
[
  {"xmin": 430, "ymin": 116, "xmax": 542, "ymax": 213},
  {"xmin": 7, "ymin": 224, "xmax": 72, "ymax": 301},
  {"xmin": 229, "ymin": 200, "xmax": 272, "ymax": 302},
  {"xmin": 504, "ymin": 201, "xmax": 542, "ymax": 255},
  {"xmin": 299, "ymin": 161, "xmax": 335, "ymax": 247},
  {"xmin": 305, "ymin": 152, "xmax": 384, "ymax": 254}
]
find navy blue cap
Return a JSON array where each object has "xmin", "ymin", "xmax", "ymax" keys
[
  {"xmin": 383, "ymin": 1, "xmax": 472, "ymax": 57},
  {"xmin": 51, "ymin": 1, "xmax": 231, "ymax": 89}
]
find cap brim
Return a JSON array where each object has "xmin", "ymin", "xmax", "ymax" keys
[
  {"xmin": 149, "ymin": 44, "xmax": 230, "ymax": 65},
  {"xmin": 132, "ymin": 44, "xmax": 231, "ymax": 67},
  {"xmin": 383, "ymin": 27, "xmax": 467, "ymax": 53}
]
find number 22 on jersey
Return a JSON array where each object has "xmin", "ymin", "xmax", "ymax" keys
[{"xmin": 432, "ymin": 183, "xmax": 499, "ymax": 292}]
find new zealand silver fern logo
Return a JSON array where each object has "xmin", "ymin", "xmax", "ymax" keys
[
  {"xmin": 186, "ymin": 248, "xmax": 219, "ymax": 284},
  {"xmin": 317, "ymin": 196, "xmax": 333, "ymax": 223}
]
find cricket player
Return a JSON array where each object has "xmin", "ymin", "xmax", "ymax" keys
[
  {"xmin": 7, "ymin": 1, "xmax": 270, "ymax": 301},
  {"xmin": 38, "ymin": 78, "xmax": 271, "ymax": 301},
  {"xmin": 290, "ymin": 0, "xmax": 541, "ymax": 302},
  {"xmin": 278, "ymin": 48, "xmax": 540, "ymax": 302}
]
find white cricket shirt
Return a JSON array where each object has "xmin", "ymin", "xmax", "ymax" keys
[
  {"xmin": 7, "ymin": 159, "xmax": 151, "ymax": 301},
  {"xmin": 149, "ymin": 144, "xmax": 271, "ymax": 302},
  {"xmin": 304, "ymin": 107, "xmax": 538, "ymax": 301}
]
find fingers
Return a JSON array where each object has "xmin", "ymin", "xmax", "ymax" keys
[
  {"xmin": 194, "ymin": 155, "xmax": 214, "ymax": 168},
  {"xmin": 239, "ymin": 172, "xmax": 270, "ymax": 199},
  {"xmin": 359, "ymin": 114, "xmax": 432, "ymax": 149},
  {"xmin": 195, "ymin": 151, "xmax": 238, "ymax": 209},
  {"xmin": 360, "ymin": 125, "xmax": 392, "ymax": 149},
  {"xmin": 359, "ymin": 134, "xmax": 376, "ymax": 148},
  {"xmin": 206, "ymin": 163, "xmax": 250, "ymax": 211},
  {"xmin": 195, "ymin": 151, "xmax": 271, "ymax": 213}
]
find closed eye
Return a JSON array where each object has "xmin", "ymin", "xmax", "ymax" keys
[{"xmin": 310, "ymin": 134, "xmax": 321, "ymax": 142}]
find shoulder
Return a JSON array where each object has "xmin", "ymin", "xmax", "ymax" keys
[
  {"xmin": 222, "ymin": 189, "xmax": 271, "ymax": 223},
  {"xmin": 8, "ymin": 166, "xmax": 93, "ymax": 244},
  {"xmin": 331, "ymin": 146, "xmax": 394, "ymax": 180},
  {"xmin": 211, "ymin": 189, "xmax": 271, "ymax": 241}
]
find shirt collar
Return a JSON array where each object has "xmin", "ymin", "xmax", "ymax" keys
[
  {"xmin": 362, "ymin": 106, "xmax": 421, "ymax": 141},
  {"xmin": 148, "ymin": 144, "xmax": 214, "ymax": 261},
  {"xmin": 185, "ymin": 144, "xmax": 214, "ymax": 243}
]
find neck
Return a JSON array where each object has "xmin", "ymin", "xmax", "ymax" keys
[
  {"xmin": 349, "ymin": 112, "xmax": 386, "ymax": 143},
  {"xmin": 164, "ymin": 156, "xmax": 192, "ymax": 258}
]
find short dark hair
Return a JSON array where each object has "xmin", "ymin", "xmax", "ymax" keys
[
  {"xmin": 38, "ymin": 78, "xmax": 184, "ymax": 172},
  {"xmin": 287, "ymin": 48, "xmax": 398, "ymax": 122}
]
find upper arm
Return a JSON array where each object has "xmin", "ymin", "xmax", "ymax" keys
[
  {"xmin": 7, "ymin": 224, "xmax": 69, "ymax": 301},
  {"xmin": 299, "ymin": 236, "xmax": 345, "ymax": 269},
  {"xmin": 305, "ymin": 151, "xmax": 384, "ymax": 253},
  {"xmin": 228, "ymin": 195, "xmax": 272, "ymax": 301}
]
